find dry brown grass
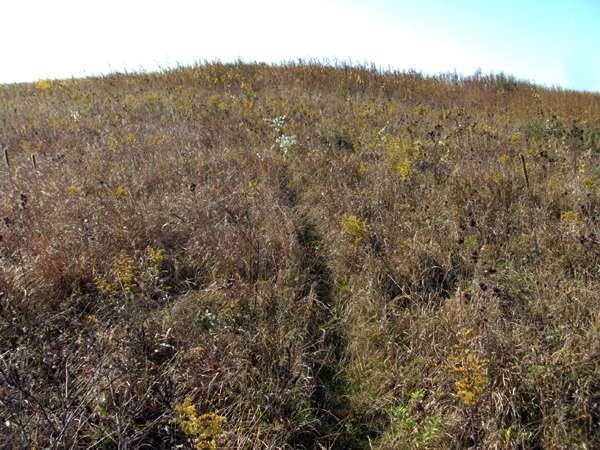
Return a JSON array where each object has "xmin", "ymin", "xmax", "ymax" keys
[{"xmin": 1, "ymin": 62, "xmax": 600, "ymax": 448}]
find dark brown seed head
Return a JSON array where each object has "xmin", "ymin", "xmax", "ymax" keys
[{"xmin": 19, "ymin": 193, "xmax": 28, "ymax": 209}]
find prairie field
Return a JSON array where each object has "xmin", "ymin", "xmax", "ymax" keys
[{"xmin": 2, "ymin": 62, "xmax": 600, "ymax": 449}]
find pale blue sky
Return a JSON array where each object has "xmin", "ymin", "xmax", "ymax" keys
[{"xmin": 1, "ymin": 0, "xmax": 598, "ymax": 91}]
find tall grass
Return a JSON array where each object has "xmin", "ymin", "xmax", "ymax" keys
[{"xmin": 1, "ymin": 62, "xmax": 600, "ymax": 448}]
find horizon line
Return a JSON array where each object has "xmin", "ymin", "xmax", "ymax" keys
[{"xmin": 2, "ymin": 58, "xmax": 599, "ymax": 95}]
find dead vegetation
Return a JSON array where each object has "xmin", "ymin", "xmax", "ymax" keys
[{"xmin": 1, "ymin": 62, "xmax": 600, "ymax": 448}]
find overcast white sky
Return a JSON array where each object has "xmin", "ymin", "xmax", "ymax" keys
[{"xmin": 1, "ymin": 0, "xmax": 599, "ymax": 91}]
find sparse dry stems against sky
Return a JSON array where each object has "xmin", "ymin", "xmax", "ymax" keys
[{"xmin": 1, "ymin": 0, "xmax": 599, "ymax": 91}]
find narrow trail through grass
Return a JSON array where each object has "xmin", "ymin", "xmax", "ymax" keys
[{"xmin": 279, "ymin": 164, "xmax": 376, "ymax": 449}]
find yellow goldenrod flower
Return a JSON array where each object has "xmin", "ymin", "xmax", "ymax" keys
[
  {"xmin": 176, "ymin": 398, "xmax": 227, "ymax": 450},
  {"xmin": 35, "ymin": 79, "xmax": 51, "ymax": 90},
  {"xmin": 341, "ymin": 214, "xmax": 369, "ymax": 244},
  {"xmin": 113, "ymin": 185, "xmax": 127, "ymax": 200},
  {"xmin": 561, "ymin": 210, "xmax": 582, "ymax": 224}
]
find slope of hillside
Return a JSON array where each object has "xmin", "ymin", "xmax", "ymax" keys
[{"xmin": 2, "ymin": 63, "xmax": 600, "ymax": 448}]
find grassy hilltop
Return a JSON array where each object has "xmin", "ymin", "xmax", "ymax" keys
[{"xmin": 2, "ymin": 62, "xmax": 600, "ymax": 449}]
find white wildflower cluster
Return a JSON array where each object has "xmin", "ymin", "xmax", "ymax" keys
[
  {"xmin": 275, "ymin": 134, "xmax": 297, "ymax": 156},
  {"xmin": 266, "ymin": 115, "xmax": 297, "ymax": 156},
  {"xmin": 269, "ymin": 115, "xmax": 286, "ymax": 133},
  {"xmin": 377, "ymin": 126, "xmax": 387, "ymax": 149}
]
